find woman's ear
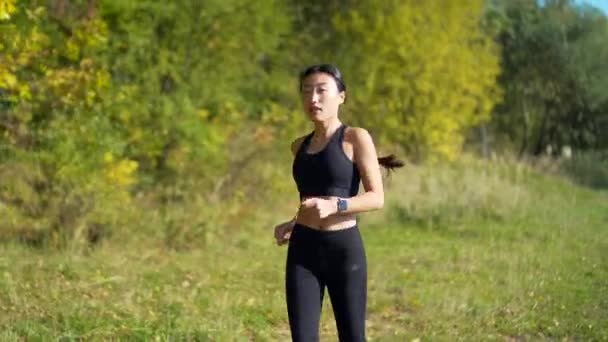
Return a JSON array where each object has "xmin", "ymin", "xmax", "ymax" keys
[{"xmin": 339, "ymin": 91, "xmax": 346, "ymax": 104}]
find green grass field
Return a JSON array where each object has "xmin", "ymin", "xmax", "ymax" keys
[{"xmin": 1, "ymin": 158, "xmax": 607, "ymax": 341}]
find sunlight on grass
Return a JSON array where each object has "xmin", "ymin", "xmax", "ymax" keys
[{"xmin": 0, "ymin": 157, "xmax": 607, "ymax": 340}]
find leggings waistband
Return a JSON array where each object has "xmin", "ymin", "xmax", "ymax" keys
[{"xmin": 293, "ymin": 223, "xmax": 359, "ymax": 236}]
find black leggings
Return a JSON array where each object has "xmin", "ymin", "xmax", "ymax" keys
[{"xmin": 285, "ymin": 223, "xmax": 367, "ymax": 342}]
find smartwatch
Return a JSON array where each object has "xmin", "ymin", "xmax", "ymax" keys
[{"xmin": 337, "ymin": 198, "xmax": 348, "ymax": 213}]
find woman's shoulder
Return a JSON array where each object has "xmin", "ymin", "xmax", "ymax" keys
[
  {"xmin": 290, "ymin": 134, "xmax": 311, "ymax": 156},
  {"xmin": 344, "ymin": 126, "xmax": 373, "ymax": 145}
]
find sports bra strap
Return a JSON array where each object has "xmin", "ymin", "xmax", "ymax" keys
[
  {"xmin": 298, "ymin": 132, "xmax": 314, "ymax": 155},
  {"xmin": 337, "ymin": 124, "xmax": 347, "ymax": 144}
]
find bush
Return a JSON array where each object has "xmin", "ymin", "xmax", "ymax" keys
[{"xmin": 377, "ymin": 155, "xmax": 533, "ymax": 229}]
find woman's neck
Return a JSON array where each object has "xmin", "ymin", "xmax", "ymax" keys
[{"xmin": 312, "ymin": 118, "xmax": 342, "ymax": 139}]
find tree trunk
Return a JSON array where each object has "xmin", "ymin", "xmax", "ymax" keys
[
  {"xmin": 518, "ymin": 100, "xmax": 529, "ymax": 158},
  {"xmin": 86, "ymin": 0, "xmax": 97, "ymax": 19},
  {"xmin": 50, "ymin": 0, "xmax": 69, "ymax": 19},
  {"xmin": 533, "ymin": 111, "xmax": 549, "ymax": 156},
  {"xmin": 480, "ymin": 124, "xmax": 489, "ymax": 159}
]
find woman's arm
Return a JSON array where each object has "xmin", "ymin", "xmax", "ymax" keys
[
  {"xmin": 300, "ymin": 127, "xmax": 384, "ymax": 217},
  {"xmin": 338, "ymin": 127, "xmax": 384, "ymax": 214},
  {"xmin": 274, "ymin": 137, "xmax": 306, "ymax": 245}
]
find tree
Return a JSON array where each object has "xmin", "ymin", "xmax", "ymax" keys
[
  {"xmin": 0, "ymin": 0, "xmax": 132, "ymax": 247},
  {"xmin": 489, "ymin": 0, "xmax": 608, "ymax": 155},
  {"xmin": 328, "ymin": 0, "xmax": 502, "ymax": 161}
]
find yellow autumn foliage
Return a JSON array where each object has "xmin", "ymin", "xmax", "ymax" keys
[
  {"xmin": 103, "ymin": 152, "xmax": 139, "ymax": 187},
  {"xmin": 0, "ymin": 0, "xmax": 16, "ymax": 20},
  {"xmin": 333, "ymin": 0, "xmax": 502, "ymax": 160}
]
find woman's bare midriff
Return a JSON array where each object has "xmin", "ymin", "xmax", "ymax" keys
[{"xmin": 295, "ymin": 196, "xmax": 357, "ymax": 231}]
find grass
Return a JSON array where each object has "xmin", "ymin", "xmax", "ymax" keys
[{"xmin": 0, "ymin": 157, "xmax": 607, "ymax": 341}]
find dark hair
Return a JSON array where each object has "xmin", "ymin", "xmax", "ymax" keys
[
  {"xmin": 299, "ymin": 64, "xmax": 404, "ymax": 172},
  {"xmin": 299, "ymin": 64, "xmax": 346, "ymax": 92},
  {"xmin": 378, "ymin": 154, "xmax": 405, "ymax": 172}
]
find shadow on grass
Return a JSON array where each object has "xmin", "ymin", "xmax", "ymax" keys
[{"xmin": 558, "ymin": 151, "xmax": 608, "ymax": 190}]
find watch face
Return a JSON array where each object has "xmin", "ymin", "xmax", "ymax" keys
[{"xmin": 338, "ymin": 199, "xmax": 347, "ymax": 212}]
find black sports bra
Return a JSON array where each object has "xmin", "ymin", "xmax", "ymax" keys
[{"xmin": 292, "ymin": 124, "xmax": 360, "ymax": 199}]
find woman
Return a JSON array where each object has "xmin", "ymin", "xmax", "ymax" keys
[{"xmin": 273, "ymin": 64, "xmax": 403, "ymax": 341}]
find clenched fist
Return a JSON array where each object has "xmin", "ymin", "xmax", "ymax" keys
[
  {"xmin": 300, "ymin": 198, "xmax": 337, "ymax": 220},
  {"xmin": 274, "ymin": 220, "xmax": 294, "ymax": 246}
]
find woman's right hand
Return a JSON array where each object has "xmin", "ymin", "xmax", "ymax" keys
[{"xmin": 274, "ymin": 220, "xmax": 295, "ymax": 246}]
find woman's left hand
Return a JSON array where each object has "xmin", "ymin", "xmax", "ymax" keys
[{"xmin": 300, "ymin": 198, "xmax": 337, "ymax": 220}]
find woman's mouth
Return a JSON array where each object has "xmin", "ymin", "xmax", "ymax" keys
[{"xmin": 309, "ymin": 106, "xmax": 321, "ymax": 114}]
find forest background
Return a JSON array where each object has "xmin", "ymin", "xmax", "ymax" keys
[{"xmin": 0, "ymin": 0, "xmax": 607, "ymax": 340}]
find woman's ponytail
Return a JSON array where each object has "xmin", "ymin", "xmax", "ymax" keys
[{"xmin": 377, "ymin": 154, "xmax": 404, "ymax": 172}]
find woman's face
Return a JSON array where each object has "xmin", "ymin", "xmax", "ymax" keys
[{"xmin": 300, "ymin": 72, "xmax": 345, "ymax": 122}]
